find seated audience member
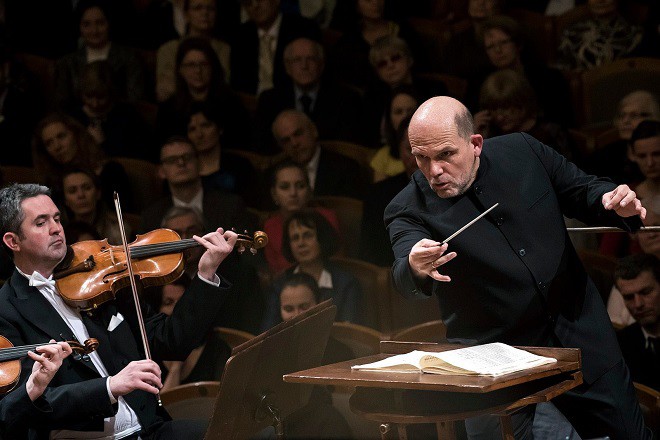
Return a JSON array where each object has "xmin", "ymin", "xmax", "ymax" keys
[
  {"xmin": 585, "ymin": 90, "xmax": 660, "ymax": 185},
  {"xmin": 256, "ymin": 37, "xmax": 363, "ymax": 153},
  {"xmin": 156, "ymin": 0, "xmax": 230, "ymax": 102},
  {"xmin": 61, "ymin": 169, "xmax": 128, "ymax": 245},
  {"xmin": 144, "ymin": 146, "xmax": 262, "ymax": 333},
  {"xmin": 0, "ymin": 340, "xmax": 73, "ymax": 438},
  {"xmin": 64, "ymin": 220, "xmax": 102, "ymax": 244},
  {"xmin": 441, "ymin": 0, "xmax": 501, "ymax": 78},
  {"xmin": 140, "ymin": 136, "xmax": 255, "ymax": 235},
  {"xmin": 329, "ymin": 0, "xmax": 420, "ymax": 91},
  {"xmin": 614, "ymin": 253, "xmax": 660, "ymax": 392},
  {"xmin": 475, "ymin": 15, "xmax": 573, "ymax": 126},
  {"xmin": 0, "ymin": 43, "xmax": 43, "ymax": 166},
  {"xmin": 156, "ymin": 38, "xmax": 250, "ymax": 148},
  {"xmin": 557, "ymin": 0, "xmax": 643, "ymax": 70},
  {"xmin": 369, "ymin": 86, "xmax": 418, "ymax": 182},
  {"xmin": 54, "ymin": 0, "xmax": 144, "ymax": 111},
  {"xmin": 273, "ymin": 272, "xmax": 353, "ymax": 439},
  {"xmin": 271, "ymin": 110, "xmax": 366, "ymax": 199},
  {"xmin": 360, "ymin": 116, "xmax": 417, "ymax": 266},
  {"xmin": 155, "ymin": 274, "xmax": 232, "ymax": 392},
  {"xmin": 69, "ymin": 61, "xmax": 154, "ymax": 161},
  {"xmin": 263, "ymin": 160, "xmax": 340, "ymax": 276},
  {"xmin": 230, "ymin": 0, "xmax": 320, "ymax": 95},
  {"xmin": 362, "ymin": 36, "xmax": 447, "ymax": 147},
  {"xmin": 262, "ymin": 209, "xmax": 363, "ymax": 330},
  {"xmin": 185, "ymin": 102, "xmax": 258, "ymax": 199},
  {"xmin": 32, "ymin": 113, "xmax": 133, "ymax": 211},
  {"xmin": 600, "ymin": 120, "xmax": 660, "ymax": 258},
  {"xmin": 474, "ymin": 69, "xmax": 579, "ymax": 163}
]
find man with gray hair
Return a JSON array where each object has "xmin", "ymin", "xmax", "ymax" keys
[
  {"xmin": 0, "ymin": 183, "xmax": 238, "ymax": 438},
  {"xmin": 256, "ymin": 37, "xmax": 362, "ymax": 152}
]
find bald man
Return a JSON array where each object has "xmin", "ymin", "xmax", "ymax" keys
[{"xmin": 385, "ymin": 96, "xmax": 651, "ymax": 439}]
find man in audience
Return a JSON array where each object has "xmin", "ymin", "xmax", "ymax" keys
[
  {"xmin": 614, "ymin": 253, "xmax": 660, "ymax": 391},
  {"xmin": 586, "ymin": 90, "xmax": 660, "ymax": 184},
  {"xmin": 140, "ymin": 136, "xmax": 255, "ymax": 234},
  {"xmin": 630, "ymin": 120, "xmax": 660, "ymax": 200},
  {"xmin": 230, "ymin": 0, "xmax": 320, "ymax": 95},
  {"xmin": 256, "ymin": 37, "xmax": 363, "ymax": 152},
  {"xmin": 271, "ymin": 110, "xmax": 365, "ymax": 199}
]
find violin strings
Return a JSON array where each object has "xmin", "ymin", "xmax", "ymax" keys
[{"xmin": 0, "ymin": 343, "xmax": 54, "ymax": 361}]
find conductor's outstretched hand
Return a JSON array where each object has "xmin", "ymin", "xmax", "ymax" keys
[
  {"xmin": 602, "ymin": 185, "xmax": 646, "ymax": 220},
  {"xmin": 409, "ymin": 240, "xmax": 457, "ymax": 282}
]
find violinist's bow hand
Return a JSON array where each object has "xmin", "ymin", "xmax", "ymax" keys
[
  {"xmin": 602, "ymin": 184, "xmax": 646, "ymax": 220},
  {"xmin": 408, "ymin": 240, "xmax": 457, "ymax": 282},
  {"xmin": 194, "ymin": 228, "xmax": 238, "ymax": 281}
]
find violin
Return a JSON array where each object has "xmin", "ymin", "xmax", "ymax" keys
[
  {"xmin": 53, "ymin": 228, "xmax": 268, "ymax": 311},
  {"xmin": 0, "ymin": 335, "xmax": 99, "ymax": 394}
]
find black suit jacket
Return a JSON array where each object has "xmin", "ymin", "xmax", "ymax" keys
[
  {"xmin": 617, "ymin": 323, "xmax": 660, "ymax": 391},
  {"xmin": 256, "ymin": 80, "xmax": 363, "ymax": 151},
  {"xmin": 385, "ymin": 133, "xmax": 641, "ymax": 384},
  {"xmin": 0, "ymin": 270, "xmax": 230, "ymax": 438},
  {"xmin": 230, "ymin": 13, "xmax": 321, "ymax": 95}
]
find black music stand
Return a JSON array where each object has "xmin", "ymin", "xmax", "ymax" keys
[{"xmin": 204, "ymin": 299, "xmax": 337, "ymax": 439}]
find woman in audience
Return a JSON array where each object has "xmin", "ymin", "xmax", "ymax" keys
[
  {"xmin": 369, "ymin": 86, "xmax": 419, "ymax": 182},
  {"xmin": 61, "ymin": 169, "xmax": 127, "ymax": 245},
  {"xmin": 263, "ymin": 161, "xmax": 340, "ymax": 276},
  {"xmin": 474, "ymin": 15, "xmax": 573, "ymax": 126},
  {"xmin": 54, "ymin": 0, "xmax": 144, "ymax": 111},
  {"xmin": 474, "ymin": 69, "xmax": 579, "ymax": 163},
  {"xmin": 32, "ymin": 113, "xmax": 133, "ymax": 210},
  {"xmin": 69, "ymin": 61, "xmax": 154, "ymax": 161},
  {"xmin": 156, "ymin": 0, "xmax": 231, "ymax": 102},
  {"xmin": 156, "ymin": 37, "xmax": 249, "ymax": 147},
  {"xmin": 155, "ymin": 274, "xmax": 232, "ymax": 392},
  {"xmin": 185, "ymin": 101, "xmax": 256, "ymax": 198},
  {"xmin": 330, "ymin": 0, "xmax": 418, "ymax": 90},
  {"xmin": 558, "ymin": 0, "xmax": 643, "ymax": 70},
  {"xmin": 261, "ymin": 209, "xmax": 362, "ymax": 330},
  {"xmin": 362, "ymin": 36, "xmax": 446, "ymax": 147}
]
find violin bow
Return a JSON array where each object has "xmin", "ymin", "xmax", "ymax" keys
[{"xmin": 113, "ymin": 192, "xmax": 162, "ymax": 406}]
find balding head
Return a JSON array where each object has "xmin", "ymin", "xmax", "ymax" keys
[
  {"xmin": 409, "ymin": 97, "xmax": 482, "ymax": 199},
  {"xmin": 615, "ymin": 90, "xmax": 660, "ymax": 140},
  {"xmin": 272, "ymin": 109, "xmax": 319, "ymax": 165}
]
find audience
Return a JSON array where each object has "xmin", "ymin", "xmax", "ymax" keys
[
  {"xmin": 31, "ymin": 113, "xmax": 132, "ymax": 211},
  {"xmin": 68, "ymin": 60, "xmax": 153, "ymax": 161},
  {"xmin": 155, "ymin": 0, "xmax": 230, "ymax": 102},
  {"xmin": 558, "ymin": 0, "xmax": 643, "ymax": 70},
  {"xmin": 262, "ymin": 160, "xmax": 340, "ymax": 276},
  {"xmin": 230, "ymin": 0, "xmax": 320, "ymax": 95},
  {"xmin": 261, "ymin": 209, "xmax": 363, "ymax": 330},
  {"xmin": 156, "ymin": 37, "xmax": 249, "ymax": 147},
  {"xmin": 369, "ymin": 86, "xmax": 418, "ymax": 182},
  {"xmin": 156, "ymin": 274, "xmax": 232, "ymax": 392},
  {"xmin": 256, "ymin": 37, "xmax": 363, "ymax": 152},
  {"xmin": 54, "ymin": 0, "xmax": 144, "ymax": 111},
  {"xmin": 614, "ymin": 253, "xmax": 660, "ymax": 392},
  {"xmin": 585, "ymin": 90, "xmax": 660, "ymax": 185},
  {"xmin": 61, "ymin": 168, "xmax": 127, "ymax": 245}
]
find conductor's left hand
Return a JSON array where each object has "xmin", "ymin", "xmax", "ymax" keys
[
  {"xmin": 602, "ymin": 184, "xmax": 646, "ymax": 220},
  {"xmin": 194, "ymin": 228, "xmax": 238, "ymax": 281}
]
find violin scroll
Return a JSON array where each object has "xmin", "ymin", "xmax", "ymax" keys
[
  {"xmin": 236, "ymin": 231, "xmax": 269, "ymax": 255},
  {"xmin": 67, "ymin": 338, "xmax": 99, "ymax": 356}
]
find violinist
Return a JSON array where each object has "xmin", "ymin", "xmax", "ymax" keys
[
  {"xmin": 0, "ymin": 341, "xmax": 73, "ymax": 437},
  {"xmin": 0, "ymin": 183, "xmax": 238, "ymax": 439}
]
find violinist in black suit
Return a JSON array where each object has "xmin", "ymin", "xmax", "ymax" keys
[
  {"xmin": 385, "ymin": 96, "xmax": 651, "ymax": 439},
  {"xmin": 0, "ymin": 183, "xmax": 238, "ymax": 439}
]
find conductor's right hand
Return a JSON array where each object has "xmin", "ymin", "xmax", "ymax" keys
[
  {"xmin": 109, "ymin": 359, "xmax": 162, "ymax": 398},
  {"xmin": 409, "ymin": 240, "xmax": 457, "ymax": 282}
]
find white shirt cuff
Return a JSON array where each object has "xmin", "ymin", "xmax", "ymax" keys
[
  {"xmin": 197, "ymin": 272, "xmax": 221, "ymax": 287},
  {"xmin": 106, "ymin": 378, "xmax": 117, "ymax": 404}
]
